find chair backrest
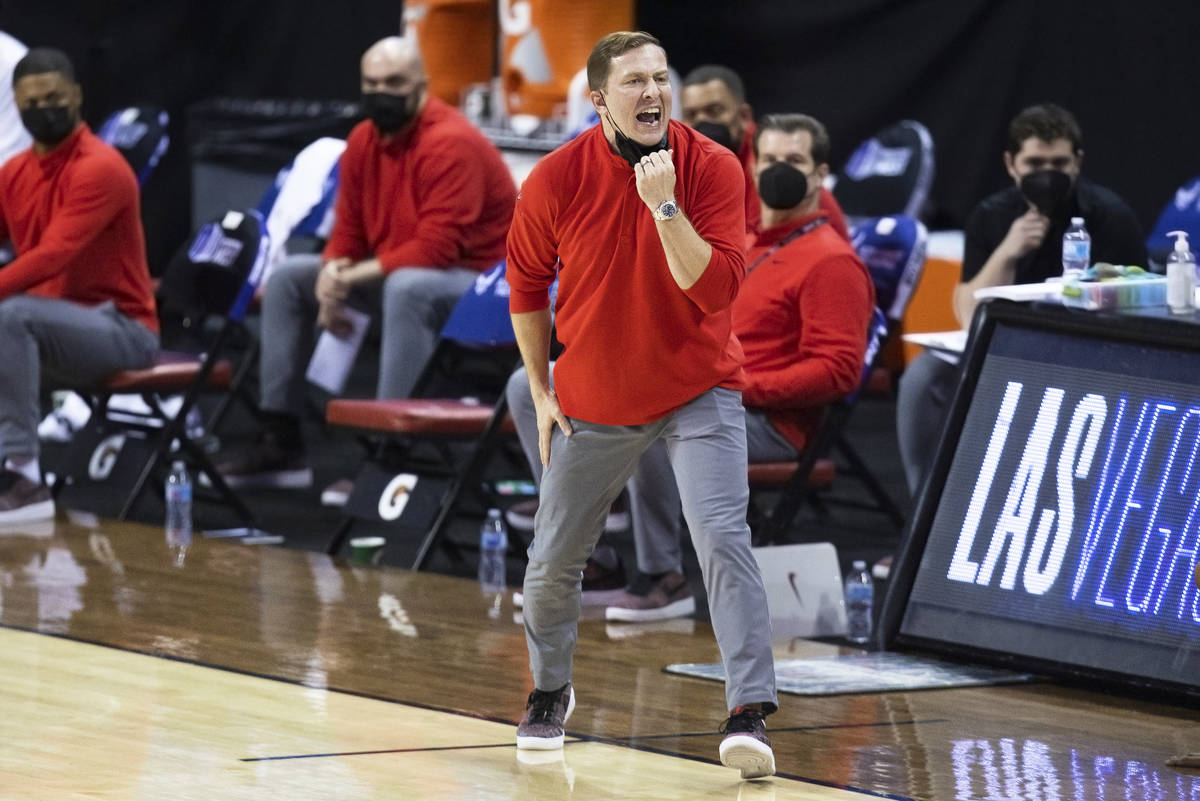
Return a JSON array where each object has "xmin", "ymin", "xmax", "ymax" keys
[
  {"xmin": 1145, "ymin": 173, "xmax": 1200, "ymax": 269},
  {"xmin": 159, "ymin": 209, "xmax": 269, "ymax": 323},
  {"xmin": 851, "ymin": 214, "xmax": 928, "ymax": 324},
  {"xmin": 255, "ymin": 136, "xmax": 345, "ymax": 280},
  {"xmin": 832, "ymin": 120, "xmax": 934, "ymax": 223},
  {"xmin": 844, "ymin": 307, "xmax": 890, "ymax": 405},
  {"xmin": 440, "ymin": 261, "xmax": 517, "ymax": 347},
  {"xmin": 97, "ymin": 105, "xmax": 170, "ymax": 186}
]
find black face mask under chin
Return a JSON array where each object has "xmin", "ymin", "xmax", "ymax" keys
[
  {"xmin": 1019, "ymin": 169, "xmax": 1073, "ymax": 217},
  {"xmin": 21, "ymin": 105, "xmax": 76, "ymax": 146},
  {"xmin": 758, "ymin": 162, "xmax": 811, "ymax": 210},
  {"xmin": 361, "ymin": 91, "xmax": 416, "ymax": 135},
  {"xmin": 693, "ymin": 120, "xmax": 736, "ymax": 153},
  {"xmin": 602, "ymin": 99, "xmax": 668, "ymax": 167}
]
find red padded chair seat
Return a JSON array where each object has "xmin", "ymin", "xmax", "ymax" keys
[
  {"xmin": 99, "ymin": 351, "xmax": 233, "ymax": 392},
  {"xmin": 327, "ymin": 398, "xmax": 517, "ymax": 436},
  {"xmin": 748, "ymin": 458, "xmax": 836, "ymax": 488}
]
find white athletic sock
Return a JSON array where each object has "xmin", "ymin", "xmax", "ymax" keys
[{"xmin": 5, "ymin": 457, "xmax": 41, "ymax": 485}]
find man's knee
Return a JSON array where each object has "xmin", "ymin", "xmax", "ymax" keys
[
  {"xmin": 262, "ymin": 254, "xmax": 320, "ymax": 303},
  {"xmin": 506, "ymin": 366, "xmax": 532, "ymax": 409},
  {"xmin": 0, "ymin": 296, "xmax": 44, "ymax": 335}
]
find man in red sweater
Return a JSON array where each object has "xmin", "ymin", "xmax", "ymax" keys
[
  {"xmin": 507, "ymin": 31, "xmax": 777, "ymax": 779},
  {"xmin": 0, "ymin": 48, "xmax": 159, "ymax": 524},
  {"xmin": 679, "ymin": 64, "xmax": 849, "ymax": 240},
  {"xmin": 215, "ymin": 36, "xmax": 515, "ymax": 490}
]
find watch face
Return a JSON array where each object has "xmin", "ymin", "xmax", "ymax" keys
[{"xmin": 656, "ymin": 200, "xmax": 679, "ymax": 220}]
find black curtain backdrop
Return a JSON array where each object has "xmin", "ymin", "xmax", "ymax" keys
[{"xmin": 4, "ymin": 0, "xmax": 1196, "ymax": 261}]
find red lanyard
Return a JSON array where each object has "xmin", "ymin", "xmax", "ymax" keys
[{"xmin": 745, "ymin": 216, "xmax": 828, "ymax": 275}]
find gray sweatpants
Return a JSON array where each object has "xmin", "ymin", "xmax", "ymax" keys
[
  {"xmin": 522, "ymin": 386, "xmax": 778, "ymax": 712},
  {"xmin": 0, "ymin": 296, "xmax": 158, "ymax": 461},
  {"xmin": 506, "ymin": 365, "xmax": 799, "ymax": 575},
  {"xmin": 259, "ymin": 253, "xmax": 478, "ymax": 414}
]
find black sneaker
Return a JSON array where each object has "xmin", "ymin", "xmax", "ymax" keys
[
  {"xmin": 0, "ymin": 470, "xmax": 54, "ymax": 525},
  {"xmin": 516, "ymin": 683, "xmax": 575, "ymax": 750},
  {"xmin": 718, "ymin": 706, "xmax": 775, "ymax": 779},
  {"xmin": 212, "ymin": 433, "xmax": 312, "ymax": 490}
]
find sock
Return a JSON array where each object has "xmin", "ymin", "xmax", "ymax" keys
[{"xmin": 5, "ymin": 457, "xmax": 40, "ymax": 484}]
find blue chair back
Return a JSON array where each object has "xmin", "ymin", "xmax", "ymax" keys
[
  {"xmin": 97, "ymin": 106, "xmax": 170, "ymax": 186},
  {"xmin": 833, "ymin": 120, "xmax": 934, "ymax": 223},
  {"xmin": 845, "ymin": 307, "xmax": 889, "ymax": 404},
  {"xmin": 1146, "ymin": 174, "xmax": 1200, "ymax": 269},
  {"xmin": 851, "ymin": 214, "xmax": 928, "ymax": 324},
  {"xmin": 255, "ymin": 137, "xmax": 344, "ymax": 240},
  {"xmin": 440, "ymin": 261, "xmax": 517, "ymax": 347}
]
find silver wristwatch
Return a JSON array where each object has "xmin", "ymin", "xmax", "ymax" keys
[{"xmin": 652, "ymin": 199, "xmax": 680, "ymax": 221}]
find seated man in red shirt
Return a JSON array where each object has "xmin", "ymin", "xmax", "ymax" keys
[
  {"xmin": 679, "ymin": 64, "xmax": 849, "ymax": 240},
  {"xmin": 0, "ymin": 48, "xmax": 159, "ymax": 524},
  {"xmin": 604, "ymin": 113, "xmax": 875, "ymax": 620},
  {"xmin": 215, "ymin": 35, "xmax": 516, "ymax": 489}
]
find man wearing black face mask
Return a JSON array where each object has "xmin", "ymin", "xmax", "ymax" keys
[
  {"xmin": 0, "ymin": 47, "xmax": 159, "ymax": 523},
  {"xmin": 895, "ymin": 103, "xmax": 1144, "ymax": 498},
  {"xmin": 214, "ymin": 36, "xmax": 515, "ymax": 491},
  {"xmin": 680, "ymin": 64, "xmax": 849, "ymax": 240}
]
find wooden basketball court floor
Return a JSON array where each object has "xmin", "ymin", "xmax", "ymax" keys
[{"xmin": 0, "ymin": 513, "xmax": 1196, "ymax": 800}]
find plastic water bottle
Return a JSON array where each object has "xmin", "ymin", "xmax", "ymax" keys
[
  {"xmin": 478, "ymin": 509, "xmax": 508, "ymax": 609},
  {"xmin": 844, "ymin": 560, "xmax": 874, "ymax": 644},
  {"xmin": 165, "ymin": 461, "xmax": 193, "ymax": 567},
  {"xmin": 1061, "ymin": 217, "xmax": 1091, "ymax": 281}
]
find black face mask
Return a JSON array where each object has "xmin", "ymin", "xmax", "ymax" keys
[
  {"xmin": 601, "ymin": 95, "xmax": 668, "ymax": 168},
  {"xmin": 21, "ymin": 105, "xmax": 76, "ymax": 146},
  {"xmin": 361, "ymin": 91, "xmax": 416, "ymax": 135},
  {"xmin": 693, "ymin": 120, "xmax": 735, "ymax": 152},
  {"xmin": 1019, "ymin": 170, "xmax": 1073, "ymax": 217},
  {"xmin": 758, "ymin": 162, "xmax": 811, "ymax": 210}
]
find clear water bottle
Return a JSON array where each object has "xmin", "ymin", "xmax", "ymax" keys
[
  {"xmin": 844, "ymin": 560, "xmax": 874, "ymax": 644},
  {"xmin": 165, "ymin": 460, "xmax": 193, "ymax": 567},
  {"xmin": 1061, "ymin": 217, "xmax": 1091, "ymax": 280},
  {"xmin": 478, "ymin": 508, "xmax": 508, "ymax": 601}
]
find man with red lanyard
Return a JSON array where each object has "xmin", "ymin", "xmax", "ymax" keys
[
  {"xmin": 506, "ymin": 30, "xmax": 779, "ymax": 778},
  {"xmin": 601, "ymin": 112, "xmax": 876, "ymax": 623},
  {"xmin": 679, "ymin": 64, "xmax": 849, "ymax": 240}
]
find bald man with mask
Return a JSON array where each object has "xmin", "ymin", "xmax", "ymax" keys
[{"xmin": 215, "ymin": 36, "xmax": 516, "ymax": 490}]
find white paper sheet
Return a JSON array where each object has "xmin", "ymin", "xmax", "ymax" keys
[{"xmin": 305, "ymin": 307, "xmax": 371, "ymax": 394}]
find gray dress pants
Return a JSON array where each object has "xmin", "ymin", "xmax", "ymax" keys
[
  {"xmin": 259, "ymin": 253, "xmax": 478, "ymax": 414},
  {"xmin": 0, "ymin": 296, "xmax": 158, "ymax": 461},
  {"xmin": 522, "ymin": 385, "xmax": 778, "ymax": 712},
  {"xmin": 895, "ymin": 349, "xmax": 961, "ymax": 498},
  {"xmin": 506, "ymin": 366, "xmax": 799, "ymax": 576}
]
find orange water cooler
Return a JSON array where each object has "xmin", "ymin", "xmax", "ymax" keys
[
  {"xmin": 403, "ymin": 0, "xmax": 497, "ymax": 106},
  {"xmin": 499, "ymin": 0, "xmax": 635, "ymax": 119}
]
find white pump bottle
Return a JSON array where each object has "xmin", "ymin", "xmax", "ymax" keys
[{"xmin": 1166, "ymin": 230, "xmax": 1196, "ymax": 313}]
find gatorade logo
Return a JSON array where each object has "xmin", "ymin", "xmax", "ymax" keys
[
  {"xmin": 377, "ymin": 473, "xmax": 418, "ymax": 521},
  {"xmin": 88, "ymin": 434, "xmax": 126, "ymax": 481}
]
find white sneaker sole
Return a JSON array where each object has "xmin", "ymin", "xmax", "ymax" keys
[
  {"xmin": 0, "ymin": 499, "xmax": 55, "ymax": 526},
  {"xmin": 719, "ymin": 735, "xmax": 775, "ymax": 779},
  {"xmin": 604, "ymin": 595, "xmax": 695, "ymax": 622},
  {"xmin": 516, "ymin": 687, "xmax": 575, "ymax": 750}
]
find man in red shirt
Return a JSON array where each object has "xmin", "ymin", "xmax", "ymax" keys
[
  {"xmin": 600, "ymin": 114, "xmax": 876, "ymax": 622},
  {"xmin": 507, "ymin": 31, "xmax": 777, "ymax": 779},
  {"xmin": 0, "ymin": 48, "xmax": 159, "ymax": 524},
  {"xmin": 679, "ymin": 64, "xmax": 849, "ymax": 240},
  {"xmin": 216, "ymin": 36, "xmax": 516, "ymax": 489}
]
